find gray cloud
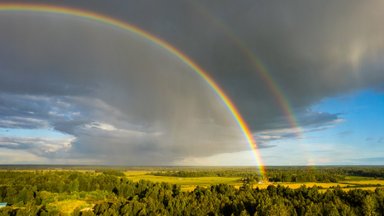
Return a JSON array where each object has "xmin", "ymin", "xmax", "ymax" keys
[
  {"xmin": 0, "ymin": 0, "xmax": 383, "ymax": 164},
  {"xmin": 0, "ymin": 117, "xmax": 49, "ymax": 129},
  {"xmin": 34, "ymin": 0, "xmax": 384, "ymax": 131},
  {"xmin": 254, "ymin": 111, "xmax": 343, "ymax": 148},
  {"xmin": 1, "ymin": 1, "xmax": 383, "ymax": 122},
  {"xmin": 0, "ymin": 12, "xmax": 248, "ymax": 164},
  {"xmin": 0, "ymin": 136, "xmax": 74, "ymax": 158}
]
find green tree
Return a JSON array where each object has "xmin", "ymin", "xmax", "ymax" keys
[{"xmin": 362, "ymin": 195, "xmax": 378, "ymax": 216}]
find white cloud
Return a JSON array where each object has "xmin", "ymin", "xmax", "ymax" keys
[
  {"xmin": 84, "ymin": 122, "xmax": 117, "ymax": 131},
  {"xmin": 0, "ymin": 135, "xmax": 75, "ymax": 157}
]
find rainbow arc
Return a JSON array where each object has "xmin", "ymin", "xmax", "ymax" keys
[{"xmin": 0, "ymin": 3, "xmax": 266, "ymax": 177}]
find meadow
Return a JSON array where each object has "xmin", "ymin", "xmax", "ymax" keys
[
  {"xmin": 124, "ymin": 169, "xmax": 384, "ymax": 191},
  {"xmin": 124, "ymin": 170, "xmax": 240, "ymax": 191}
]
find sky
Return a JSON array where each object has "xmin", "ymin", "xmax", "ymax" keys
[{"xmin": 0, "ymin": 0, "xmax": 383, "ymax": 166}]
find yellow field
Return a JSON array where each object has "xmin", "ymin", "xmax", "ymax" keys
[
  {"xmin": 340, "ymin": 179, "xmax": 384, "ymax": 185},
  {"xmin": 124, "ymin": 170, "xmax": 384, "ymax": 192},
  {"xmin": 124, "ymin": 170, "xmax": 240, "ymax": 191}
]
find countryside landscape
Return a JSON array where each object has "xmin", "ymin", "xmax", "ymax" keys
[
  {"xmin": 1, "ymin": 166, "xmax": 384, "ymax": 215},
  {"xmin": 1, "ymin": 0, "xmax": 384, "ymax": 215}
]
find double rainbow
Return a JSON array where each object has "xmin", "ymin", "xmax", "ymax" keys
[{"xmin": 0, "ymin": 3, "xmax": 266, "ymax": 177}]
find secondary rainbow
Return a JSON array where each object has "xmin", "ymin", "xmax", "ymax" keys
[
  {"xmin": 190, "ymin": 2, "xmax": 302, "ymax": 137},
  {"xmin": 0, "ymin": 3, "xmax": 266, "ymax": 177}
]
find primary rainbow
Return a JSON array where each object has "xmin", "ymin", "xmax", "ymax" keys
[{"xmin": 0, "ymin": 3, "xmax": 266, "ymax": 177}]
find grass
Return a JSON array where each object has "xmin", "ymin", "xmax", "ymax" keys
[
  {"xmin": 124, "ymin": 170, "xmax": 384, "ymax": 192},
  {"xmin": 124, "ymin": 171, "xmax": 240, "ymax": 191},
  {"xmin": 47, "ymin": 200, "xmax": 92, "ymax": 215},
  {"xmin": 36, "ymin": 190, "xmax": 108, "ymax": 215}
]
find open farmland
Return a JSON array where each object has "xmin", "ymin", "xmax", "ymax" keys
[
  {"xmin": 123, "ymin": 167, "xmax": 384, "ymax": 192},
  {"xmin": 124, "ymin": 170, "xmax": 240, "ymax": 191}
]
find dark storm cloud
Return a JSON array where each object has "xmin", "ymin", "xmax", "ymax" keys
[
  {"xmin": 260, "ymin": 109, "xmax": 342, "ymax": 131},
  {"xmin": 0, "ymin": 0, "xmax": 384, "ymax": 164},
  {"xmin": 254, "ymin": 110, "xmax": 343, "ymax": 148},
  {"xmin": 20, "ymin": 0, "xmax": 382, "ymax": 131},
  {"xmin": 2, "ymin": 0, "xmax": 383, "ymax": 129},
  {"xmin": 295, "ymin": 111, "xmax": 341, "ymax": 128},
  {"xmin": 185, "ymin": 0, "xmax": 384, "ymax": 131},
  {"xmin": 0, "ymin": 11, "xmax": 249, "ymax": 164}
]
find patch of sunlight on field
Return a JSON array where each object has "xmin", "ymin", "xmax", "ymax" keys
[
  {"xmin": 124, "ymin": 170, "xmax": 150, "ymax": 177},
  {"xmin": 341, "ymin": 179, "xmax": 384, "ymax": 185},
  {"xmin": 124, "ymin": 171, "xmax": 384, "ymax": 192},
  {"xmin": 272, "ymin": 180, "xmax": 384, "ymax": 191},
  {"xmin": 124, "ymin": 170, "xmax": 241, "ymax": 191},
  {"xmin": 48, "ymin": 200, "xmax": 91, "ymax": 215}
]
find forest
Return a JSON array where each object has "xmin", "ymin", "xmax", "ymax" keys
[{"xmin": 0, "ymin": 166, "xmax": 383, "ymax": 215}]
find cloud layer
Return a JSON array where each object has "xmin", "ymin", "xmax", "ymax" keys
[
  {"xmin": 0, "ymin": 13, "xmax": 247, "ymax": 164},
  {"xmin": 0, "ymin": 1, "xmax": 384, "ymax": 164}
]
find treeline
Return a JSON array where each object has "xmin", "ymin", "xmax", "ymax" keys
[
  {"xmin": 265, "ymin": 168, "xmax": 343, "ymax": 183},
  {"xmin": 0, "ymin": 171, "xmax": 123, "ymax": 193},
  {"xmin": 151, "ymin": 166, "xmax": 384, "ymax": 183},
  {"xmin": 344, "ymin": 168, "xmax": 384, "ymax": 178},
  {"xmin": 150, "ymin": 169, "xmax": 342, "ymax": 183},
  {"xmin": 0, "ymin": 170, "xmax": 383, "ymax": 215},
  {"xmin": 266, "ymin": 167, "xmax": 384, "ymax": 182}
]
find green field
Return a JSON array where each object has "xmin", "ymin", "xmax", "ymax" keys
[
  {"xmin": 125, "ymin": 170, "xmax": 240, "ymax": 191},
  {"xmin": 124, "ymin": 170, "xmax": 384, "ymax": 191}
]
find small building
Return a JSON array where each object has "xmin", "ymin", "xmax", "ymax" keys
[{"xmin": 0, "ymin": 202, "xmax": 7, "ymax": 208}]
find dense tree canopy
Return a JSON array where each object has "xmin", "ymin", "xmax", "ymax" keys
[{"xmin": 0, "ymin": 167, "xmax": 383, "ymax": 215}]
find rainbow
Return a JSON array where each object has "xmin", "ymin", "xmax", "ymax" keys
[
  {"xmin": 0, "ymin": 3, "xmax": 266, "ymax": 177},
  {"xmin": 190, "ymin": 2, "xmax": 302, "ymax": 137}
]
